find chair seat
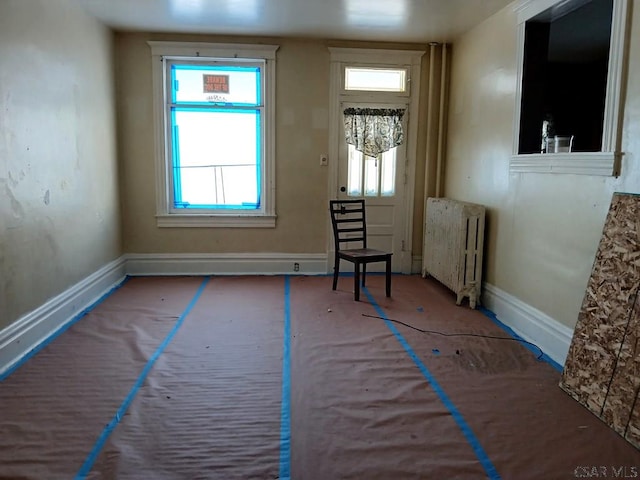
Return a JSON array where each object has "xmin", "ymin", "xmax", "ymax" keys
[{"xmin": 338, "ymin": 248, "xmax": 391, "ymax": 261}]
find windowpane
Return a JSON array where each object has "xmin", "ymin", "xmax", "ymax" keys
[
  {"xmin": 364, "ymin": 156, "xmax": 379, "ymax": 196},
  {"xmin": 380, "ymin": 149, "xmax": 396, "ymax": 196},
  {"xmin": 172, "ymin": 64, "xmax": 261, "ymax": 106},
  {"xmin": 175, "ymin": 165, "xmax": 257, "ymax": 208},
  {"xmin": 347, "ymin": 144, "xmax": 397, "ymax": 197},
  {"xmin": 172, "ymin": 108, "xmax": 260, "ymax": 208},
  {"xmin": 347, "ymin": 145, "xmax": 362, "ymax": 196},
  {"xmin": 345, "ymin": 67, "xmax": 406, "ymax": 92}
]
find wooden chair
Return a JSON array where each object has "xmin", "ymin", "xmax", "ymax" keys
[{"xmin": 329, "ymin": 199, "xmax": 392, "ymax": 301}]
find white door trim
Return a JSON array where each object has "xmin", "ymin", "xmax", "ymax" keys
[{"xmin": 326, "ymin": 48, "xmax": 425, "ymax": 274}]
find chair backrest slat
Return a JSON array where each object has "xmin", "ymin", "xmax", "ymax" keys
[
  {"xmin": 337, "ymin": 236, "xmax": 365, "ymax": 240},
  {"xmin": 329, "ymin": 199, "xmax": 368, "ymax": 250}
]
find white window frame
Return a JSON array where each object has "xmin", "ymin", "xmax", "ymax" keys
[
  {"xmin": 148, "ymin": 41, "xmax": 279, "ymax": 227},
  {"xmin": 510, "ymin": 0, "xmax": 629, "ymax": 176}
]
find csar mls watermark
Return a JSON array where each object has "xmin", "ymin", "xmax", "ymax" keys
[{"xmin": 574, "ymin": 466, "xmax": 638, "ymax": 478}]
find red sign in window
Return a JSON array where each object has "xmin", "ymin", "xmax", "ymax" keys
[{"xmin": 203, "ymin": 74, "xmax": 229, "ymax": 93}]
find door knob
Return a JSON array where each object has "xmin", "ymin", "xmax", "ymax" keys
[{"xmin": 340, "ymin": 186, "xmax": 346, "ymax": 192}]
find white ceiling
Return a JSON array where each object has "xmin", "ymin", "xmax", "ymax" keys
[{"xmin": 74, "ymin": 0, "xmax": 515, "ymax": 44}]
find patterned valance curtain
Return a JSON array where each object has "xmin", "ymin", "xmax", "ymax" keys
[{"xmin": 343, "ymin": 108, "xmax": 405, "ymax": 157}]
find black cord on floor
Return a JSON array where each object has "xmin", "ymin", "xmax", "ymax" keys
[{"xmin": 362, "ymin": 313, "xmax": 545, "ymax": 361}]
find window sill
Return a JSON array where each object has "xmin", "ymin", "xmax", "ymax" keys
[
  {"xmin": 156, "ymin": 214, "xmax": 277, "ymax": 228},
  {"xmin": 509, "ymin": 152, "xmax": 620, "ymax": 176}
]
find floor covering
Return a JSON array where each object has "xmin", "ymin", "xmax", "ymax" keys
[{"xmin": 1, "ymin": 274, "xmax": 639, "ymax": 479}]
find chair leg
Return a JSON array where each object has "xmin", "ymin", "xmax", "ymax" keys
[
  {"xmin": 332, "ymin": 256, "xmax": 340, "ymax": 291},
  {"xmin": 354, "ymin": 263, "xmax": 361, "ymax": 301},
  {"xmin": 385, "ymin": 258, "xmax": 391, "ymax": 297},
  {"xmin": 362, "ymin": 264, "xmax": 366, "ymax": 287}
]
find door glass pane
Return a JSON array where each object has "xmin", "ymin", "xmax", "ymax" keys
[
  {"xmin": 364, "ymin": 155, "xmax": 379, "ymax": 196},
  {"xmin": 347, "ymin": 145, "xmax": 362, "ymax": 196},
  {"xmin": 380, "ymin": 149, "xmax": 396, "ymax": 196},
  {"xmin": 347, "ymin": 144, "xmax": 397, "ymax": 197}
]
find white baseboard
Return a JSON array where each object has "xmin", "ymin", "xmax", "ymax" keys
[
  {"xmin": 481, "ymin": 282, "xmax": 574, "ymax": 367},
  {"xmin": 0, "ymin": 256, "xmax": 127, "ymax": 378},
  {"xmin": 124, "ymin": 252, "xmax": 328, "ymax": 276}
]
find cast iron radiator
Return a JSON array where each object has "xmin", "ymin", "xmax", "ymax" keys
[{"xmin": 422, "ymin": 197, "xmax": 486, "ymax": 309}]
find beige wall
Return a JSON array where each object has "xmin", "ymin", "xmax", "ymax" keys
[
  {"xmin": 446, "ymin": 2, "xmax": 640, "ymax": 329},
  {"xmin": 0, "ymin": 0, "xmax": 121, "ymax": 330},
  {"xmin": 116, "ymin": 33, "xmax": 433, "ymax": 257},
  {"xmin": 116, "ymin": 34, "xmax": 332, "ymax": 254}
]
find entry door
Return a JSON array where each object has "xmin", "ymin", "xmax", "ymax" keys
[{"xmin": 337, "ymin": 102, "xmax": 408, "ymax": 272}]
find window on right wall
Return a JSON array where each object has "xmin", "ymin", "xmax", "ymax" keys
[{"xmin": 511, "ymin": 0, "xmax": 629, "ymax": 176}]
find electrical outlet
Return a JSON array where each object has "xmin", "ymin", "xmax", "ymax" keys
[
  {"xmin": 320, "ymin": 154, "xmax": 328, "ymax": 166},
  {"xmin": 293, "ymin": 262, "xmax": 300, "ymax": 272}
]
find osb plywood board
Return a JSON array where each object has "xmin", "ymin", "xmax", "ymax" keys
[
  {"xmin": 624, "ymin": 292, "xmax": 640, "ymax": 449},
  {"xmin": 560, "ymin": 192, "xmax": 640, "ymax": 448},
  {"xmin": 602, "ymin": 291, "xmax": 640, "ymax": 438},
  {"xmin": 562, "ymin": 337, "xmax": 618, "ymax": 413},
  {"xmin": 621, "ymin": 295, "xmax": 640, "ymax": 449}
]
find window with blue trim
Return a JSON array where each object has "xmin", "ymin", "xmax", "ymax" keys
[
  {"xmin": 167, "ymin": 61, "xmax": 264, "ymax": 212},
  {"xmin": 149, "ymin": 42, "xmax": 277, "ymax": 227}
]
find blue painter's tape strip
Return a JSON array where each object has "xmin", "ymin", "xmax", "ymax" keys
[
  {"xmin": 478, "ymin": 306, "xmax": 563, "ymax": 372},
  {"xmin": 363, "ymin": 287, "xmax": 502, "ymax": 480},
  {"xmin": 279, "ymin": 276, "xmax": 292, "ymax": 480},
  {"xmin": 0, "ymin": 276, "xmax": 130, "ymax": 383},
  {"xmin": 74, "ymin": 276, "xmax": 211, "ymax": 480}
]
